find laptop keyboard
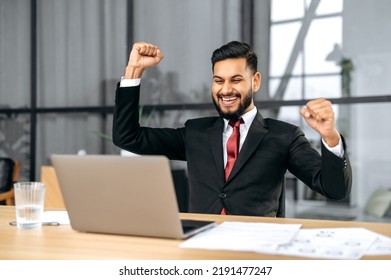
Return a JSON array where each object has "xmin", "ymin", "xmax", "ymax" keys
[{"xmin": 181, "ymin": 219, "xmax": 213, "ymax": 234}]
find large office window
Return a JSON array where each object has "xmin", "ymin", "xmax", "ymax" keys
[
  {"xmin": 268, "ymin": 0, "xmax": 349, "ymax": 208},
  {"xmin": 269, "ymin": 0, "xmax": 343, "ymax": 124}
]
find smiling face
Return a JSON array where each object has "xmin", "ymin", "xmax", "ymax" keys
[{"xmin": 212, "ymin": 58, "xmax": 261, "ymax": 120}]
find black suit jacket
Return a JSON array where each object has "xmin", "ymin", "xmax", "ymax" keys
[{"xmin": 113, "ymin": 85, "xmax": 352, "ymax": 216}]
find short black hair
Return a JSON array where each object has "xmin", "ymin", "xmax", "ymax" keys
[{"xmin": 211, "ymin": 41, "xmax": 257, "ymax": 74}]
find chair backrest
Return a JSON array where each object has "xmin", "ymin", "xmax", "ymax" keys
[
  {"xmin": 41, "ymin": 165, "xmax": 65, "ymax": 209},
  {"xmin": 0, "ymin": 158, "xmax": 14, "ymax": 192},
  {"xmin": 0, "ymin": 158, "xmax": 20, "ymax": 205}
]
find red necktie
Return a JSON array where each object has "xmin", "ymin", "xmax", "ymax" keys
[{"xmin": 221, "ymin": 118, "xmax": 243, "ymax": 215}]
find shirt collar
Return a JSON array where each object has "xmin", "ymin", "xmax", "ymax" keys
[{"xmin": 223, "ymin": 106, "xmax": 258, "ymax": 132}]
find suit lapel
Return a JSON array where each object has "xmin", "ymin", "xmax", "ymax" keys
[
  {"xmin": 207, "ymin": 118, "xmax": 225, "ymax": 185},
  {"xmin": 226, "ymin": 112, "xmax": 269, "ymax": 182}
]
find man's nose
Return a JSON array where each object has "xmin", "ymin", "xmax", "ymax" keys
[{"xmin": 221, "ymin": 81, "xmax": 234, "ymax": 94}]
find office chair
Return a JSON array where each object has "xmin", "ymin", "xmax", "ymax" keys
[
  {"xmin": 0, "ymin": 158, "xmax": 20, "ymax": 205},
  {"xmin": 40, "ymin": 165, "xmax": 66, "ymax": 208}
]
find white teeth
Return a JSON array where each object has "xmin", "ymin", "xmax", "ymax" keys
[{"xmin": 222, "ymin": 97, "xmax": 238, "ymax": 101}]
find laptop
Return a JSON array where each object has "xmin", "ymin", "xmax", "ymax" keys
[{"xmin": 51, "ymin": 154, "xmax": 216, "ymax": 239}]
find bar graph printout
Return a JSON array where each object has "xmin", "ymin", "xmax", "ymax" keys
[
  {"xmin": 180, "ymin": 222, "xmax": 302, "ymax": 252},
  {"xmin": 362, "ymin": 233, "xmax": 391, "ymax": 256},
  {"xmin": 268, "ymin": 227, "xmax": 379, "ymax": 259}
]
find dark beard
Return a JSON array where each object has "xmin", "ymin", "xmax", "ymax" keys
[{"xmin": 212, "ymin": 93, "xmax": 253, "ymax": 121}]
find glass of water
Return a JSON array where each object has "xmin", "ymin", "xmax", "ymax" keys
[{"xmin": 14, "ymin": 182, "xmax": 46, "ymax": 229}]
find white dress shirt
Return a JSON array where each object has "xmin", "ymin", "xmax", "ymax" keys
[{"xmin": 222, "ymin": 107, "xmax": 257, "ymax": 167}]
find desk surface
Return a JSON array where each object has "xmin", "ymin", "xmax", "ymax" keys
[{"xmin": 1, "ymin": 206, "xmax": 390, "ymax": 260}]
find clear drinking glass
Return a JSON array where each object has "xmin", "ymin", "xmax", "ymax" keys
[{"xmin": 14, "ymin": 182, "xmax": 46, "ymax": 229}]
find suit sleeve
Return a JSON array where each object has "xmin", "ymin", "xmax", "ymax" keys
[
  {"xmin": 318, "ymin": 136, "xmax": 352, "ymax": 200},
  {"xmin": 287, "ymin": 127, "xmax": 352, "ymax": 201},
  {"xmin": 112, "ymin": 84, "xmax": 187, "ymax": 160}
]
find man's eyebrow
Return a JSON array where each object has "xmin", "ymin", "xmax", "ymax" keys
[{"xmin": 213, "ymin": 74, "xmax": 244, "ymax": 79}]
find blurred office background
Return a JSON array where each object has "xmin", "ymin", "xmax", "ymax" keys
[{"xmin": 1, "ymin": 0, "xmax": 391, "ymax": 222}]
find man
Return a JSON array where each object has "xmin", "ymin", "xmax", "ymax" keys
[{"xmin": 113, "ymin": 41, "xmax": 352, "ymax": 217}]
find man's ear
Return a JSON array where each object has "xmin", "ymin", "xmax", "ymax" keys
[{"xmin": 252, "ymin": 72, "xmax": 261, "ymax": 92}]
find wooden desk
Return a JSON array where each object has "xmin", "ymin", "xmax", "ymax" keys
[{"xmin": 1, "ymin": 206, "xmax": 390, "ymax": 260}]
